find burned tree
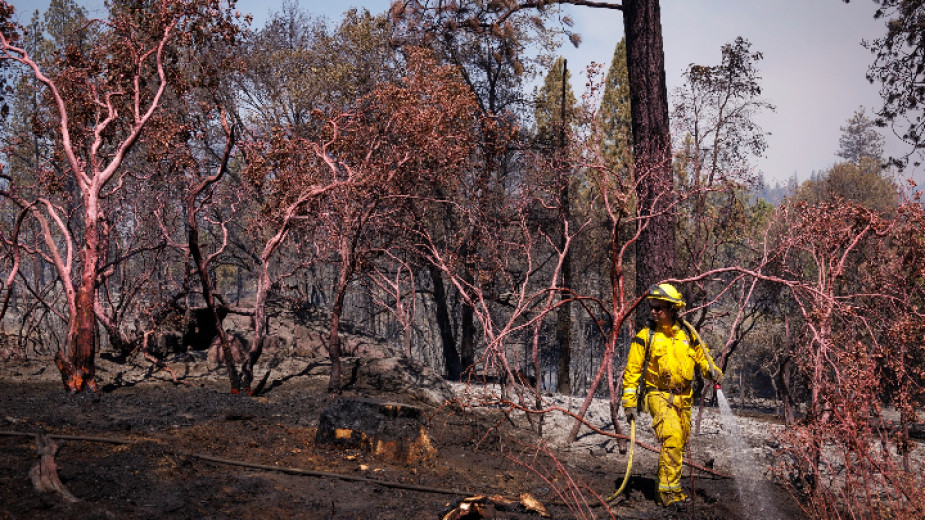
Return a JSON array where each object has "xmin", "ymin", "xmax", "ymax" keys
[
  {"xmin": 242, "ymin": 49, "xmax": 490, "ymax": 392},
  {"xmin": 0, "ymin": 0, "xmax": 245, "ymax": 392}
]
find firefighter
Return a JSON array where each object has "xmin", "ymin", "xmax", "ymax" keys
[{"xmin": 621, "ymin": 283, "xmax": 723, "ymax": 507}]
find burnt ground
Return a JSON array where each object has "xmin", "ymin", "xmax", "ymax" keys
[{"xmin": 0, "ymin": 352, "xmax": 807, "ymax": 520}]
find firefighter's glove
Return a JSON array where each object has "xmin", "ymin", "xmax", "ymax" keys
[
  {"xmin": 625, "ymin": 408, "xmax": 636, "ymax": 424},
  {"xmin": 708, "ymin": 366, "xmax": 724, "ymax": 384}
]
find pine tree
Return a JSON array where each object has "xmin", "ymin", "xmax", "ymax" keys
[
  {"xmin": 836, "ymin": 107, "xmax": 885, "ymax": 164},
  {"xmin": 599, "ymin": 38, "xmax": 633, "ymax": 173},
  {"xmin": 534, "ymin": 56, "xmax": 576, "ymax": 149}
]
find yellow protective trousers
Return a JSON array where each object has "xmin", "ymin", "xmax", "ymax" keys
[{"xmin": 647, "ymin": 390, "xmax": 691, "ymax": 505}]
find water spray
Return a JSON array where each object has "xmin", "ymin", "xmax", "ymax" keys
[{"xmin": 714, "ymin": 382, "xmax": 783, "ymax": 518}]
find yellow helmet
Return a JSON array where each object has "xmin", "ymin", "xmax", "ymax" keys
[{"xmin": 647, "ymin": 283, "xmax": 685, "ymax": 309}]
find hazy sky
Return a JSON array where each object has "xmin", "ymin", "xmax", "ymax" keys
[{"xmin": 9, "ymin": 0, "xmax": 922, "ymax": 187}]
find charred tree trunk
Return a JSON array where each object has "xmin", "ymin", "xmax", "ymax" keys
[
  {"xmin": 556, "ymin": 58, "xmax": 573, "ymax": 396},
  {"xmin": 429, "ymin": 265, "xmax": 462, "ymax": 380},
  {"xmin": 56, "ymin": 283, "xmax": 98, "ymax": 393},
  {"xmin": 56, "ymin": 196, "xmax": 102, "ymax": 394},
  {"xmin": 556, "ymin": 265, "xmax": 572, "ymax": 394},
  {"xmin": 328, "ymin": 228, "xmax": 362, "ymax": 393},
  {"xmin": 459, "ymin": 242, "xmax": 476, "ymax": 371},
  {"xmin": 772, "ymin": 353, "xmax": 797, "ymax": 425},
  {"xmin": 623, "ymin": 0, "xmax": 676, "ymax": 327},
  {"xmin": 328, "ymin": 266, "xmax": 351, "ymax": 393},
  {"xmin": 187, "ymin": 202, "xmax": 239, "ymax": 393},
  {"xmin": 460, "ymin": 292, "xmax": 475, "ymax": 371}
]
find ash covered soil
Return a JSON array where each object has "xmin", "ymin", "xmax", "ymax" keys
[{"xmin": 0, "ymin": 351, "xmax": 807, "ymax": 520}]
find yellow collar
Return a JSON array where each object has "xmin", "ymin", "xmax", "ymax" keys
[{"xmin": 657, "ymin": 322, "xmax": 680, "ymax": 334}]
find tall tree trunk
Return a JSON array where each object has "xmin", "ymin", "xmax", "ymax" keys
[
  {"xmin": 460, "ymin": 293, "xmax": 475, "ymax": 371},
  {"xmin": 556, "ymin": 58, "xmax": 573, "ymax": 395},
  {"xmin": 429, "ymin": 265, "xmax": 462, "ymax": 380},
  {"xmin": 459, "ymin": 241, "xmax": 476, "ymax": 371},
  {"xmin": 556, "ymin": 283, "xmax": 572, "ymax": 394},
  {"xmin": 624, "ymin": 0, "xmax": 676, "ymax": 327}
]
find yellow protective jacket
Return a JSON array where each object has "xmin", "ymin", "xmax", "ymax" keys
[{"xmin": 621, "ymin": 320, "xmax": 720, "ymax": 410}]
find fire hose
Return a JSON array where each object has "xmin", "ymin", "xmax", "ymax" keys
[{"xmin": 605, "ymin": 416, "xmax": 635, "ymax": 502}]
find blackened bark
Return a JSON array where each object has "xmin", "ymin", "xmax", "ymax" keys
[
  {"xmin": 58, "ymin": 205, "xmax": 102, "ymax": 394},
  {"xmin": 429, "ymin": 265, "xmax": 462, "ymax": 380},
  {"xmin": 459, "ymin": 242, "xmax": 476, "ymax": 371},
  {"xmin": 556, "ymin": 283, "xmax": 572, "ymax": 394},
  {"xmin": 556, "ymin": 58, "xmax": 572, "ymax": 395},
  {"xmin": 623, "ymin": 0, "xmax": 676, "ymax": 327},
  {"xmin": 460, "ymin": 301, "xmax": 475, "ymax": 370},
  {"xmin": 778, "ymin": 356, "xmax": 795, "ymax": 425},
  {"xmin": 188, "ymin": 218, "xmax": 240, "ymax": 392},
  {"xmin": 328, "ymin": 232, "xmax": 359, "ymax": 393},
  {"xmin": 56, "ymin": 284, "xmax": 98, "ymax": 393},
  {"xmin": 328, "ymin": 274, "xmax": 349, "ymax": 394}
]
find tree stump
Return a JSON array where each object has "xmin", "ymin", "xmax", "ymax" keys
[
  {"xmin": 316, "ymin": 398, "xmax": 436, "ymax": 464},
  {"xmin": 28, "ymin": 434, "xmax": 78, "ymax": 503}
]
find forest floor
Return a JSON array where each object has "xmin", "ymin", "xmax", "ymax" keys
[{"xmin": 0, "ymin": 349, "xmax": 809, "ymax": 520}]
